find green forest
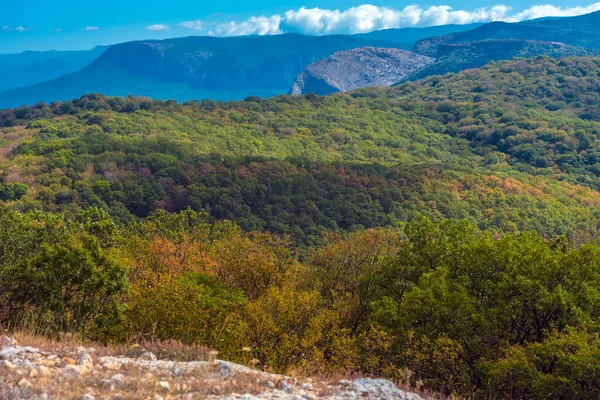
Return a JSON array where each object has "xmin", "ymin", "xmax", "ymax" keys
[{"xmin": 4, "ymin": 56, "xmax": 600, "ymax": 398}]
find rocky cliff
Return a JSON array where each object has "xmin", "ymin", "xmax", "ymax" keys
[{"xmin": 289, "ymin": 48, "xmax": 433, "ymax": 95}]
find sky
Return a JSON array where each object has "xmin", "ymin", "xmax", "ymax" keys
[{"xmin": 1, "ymin": 0, "xmax": 600, "ymax": 53}]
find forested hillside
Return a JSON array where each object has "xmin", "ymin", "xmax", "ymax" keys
[
  {"xmin": 406, "ymin": 39, "xmax": 588, "ymax": 81},
  {"xmin": 3, "ymin": 56, "xmax": 600, "ymax": 399},
  {"xmin": 2, "ymin": 56, "xmax": 600, "ymax": 243}
]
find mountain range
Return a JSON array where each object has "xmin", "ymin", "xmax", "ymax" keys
[
  {"xmin": 1, "ymin": 11, "xmax": 600, "ymax": 108},
  {"xmin": 414, "ymin": 11, "xmax": 600, "ymax": 56},
  {"xmin": 0, "ymin": 24, "xmax": 478, "ymax": 109},
  {"xmin": 0, "ymin": 46, "xmax": 107, "ymax": 93}
]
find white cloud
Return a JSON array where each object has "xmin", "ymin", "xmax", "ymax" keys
[
  {"xmin": 84, "ymin": 26, "xmax": 99, "ymax": 31},
  {"xmin": 202, "ymin": 2, "xmax": 600, "ymax": 37},
  {"xmin": 209, "ymin": 15, "xmax": 282, "ymax": 36},
  {"xmin": 504, "ymin": 3, "xmax": 600, "ymax": 21},
  {"xmin": 147, "ymin": 24, "xmax": 170, "ymax": 31},
  {"xmin": 180, "ymin": 20, "xmax": 204, "ymax": 30}
]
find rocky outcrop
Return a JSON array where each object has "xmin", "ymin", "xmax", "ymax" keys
[
  {"xmin": 289, "ymin": 48, "xmax": 434, "ymax": 95},
  {"xmin": 0, "ymin": 336, "xmax": 427, "ymax": 399}
]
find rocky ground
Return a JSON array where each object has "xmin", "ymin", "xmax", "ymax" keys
[{"xmin": 0, "ymin": 336, "xmax": 428, "ymax": 400}]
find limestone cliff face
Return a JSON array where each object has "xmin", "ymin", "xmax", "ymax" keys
[{"xmin": 289, "ymin": 48, "xmax": 434, "ymax": 95}]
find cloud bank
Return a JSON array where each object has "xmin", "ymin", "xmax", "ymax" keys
[{"xmin": 178, "ymin": 2, "xmax": 600, "ymax": 37}]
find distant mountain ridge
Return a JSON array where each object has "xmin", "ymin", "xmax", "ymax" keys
[
  {"xmin": 0, "ymin": 46, "xmax": 107, "ymax": 92},
  {"xmin": 289, "ymin": 47, "xmax": 433, "ymax": 95},
  {"xmin": 414, "ymin": 11, "xmax": 600, "ymax": 56},
  {"xmin": 0, "ymin": 24, "xmax": 480, "ymax": 109}
]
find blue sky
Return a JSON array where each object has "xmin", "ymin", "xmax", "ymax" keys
[{"xmin": 1, "ymin": 0, "xmax": 599, "ymax": 53}]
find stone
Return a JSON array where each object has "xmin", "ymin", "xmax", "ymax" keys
[
  {"xmin": 110, "ymin": 373, "xmax": 125, "ymax": 385},
  {"xmin": 17, "ymin": 378, "xmax": 34, "ymax": 398},
  {"xmin": 103, "ymin": 362, "xmax": 118, "ymax": 370},
  {"xmin": 158, "ymin": 381, "xmax": 171, "ymax": 391},
  {"xmin": 82, "ymin": 394, "xmax": 95, "ymax": 400},
  {"xmin": 1, "ymin": 360, "xmax": 16, "ymax": 369},
  {"xmin": 0, "ymin": 345, "xmax": 42, "ymax": 361},
  {"xmin": 219, "ymin": 363, "xmax": 233, "ymax": 377},
  {"xmin": 62, "ymin": 357, "xmax": 77, "ymax": 365},
  {"xmin": 152, "ymin": 396, "xmax": 164, "ymax": 400},
  {"xmin": 62, "ymin": 365, "xmax": 88, "ymax": 378},
  {"xmin": 78, "ymin": 353, "xmax": 94, "ymax": 368},
  {"xmin": 170, "ymin": 365, "xmax": 182, "ymax": 377},
  {"xmin": 265, "ymin": 381, "xmax": 276, "ymax": 389},
  {"xmin": 29, "ymin": 369, "xmax": 38, "ymax": 378},
  {"xmin": 140, "ymin": 351, "xmax": 157, "ymax": 361},
  {"xmin": 301, "ymin": 383, "xmax": 313, "ymax": 390},
  {"xmin": 18, "ymin": 378, "xmax": 32, "ymax": 387},
  {"xmin": 338, "ymin": 379, "xmax": 351, "ymax": 386},
  {"xmin": 143, "ymin": 372, "xmax": 156, "ymax": 383},
  {"xmin": 351, "ymin": 378, "xmax": 425, "ymax": 400},
  {"xmin": 279, "ymin": 380, "xmax": 292, "ymax": 393},
  {"xmin": 38, "ymin": 366, "xmax": 52, "ymax": 377}
]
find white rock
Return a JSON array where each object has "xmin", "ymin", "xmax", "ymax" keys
[
  {"xmin": 82, "ymin": 394, "xmax": 95, "ymax": 400},
  {"xmin": 153, "ymin": 396, "xmax": 164, "ymax": 400},
  {"xmin": 0, "ymin": 346, "xmax": 42, "ymax": 361},
  {"xmin": 158, "ymin": 381, "xmax": 171, "ymax": 391},
  {"xmin": 110, "ymin": 373, "xmax": 125, "ymax": 385},
  {"xmin": 279, "ymin": 380, "xmax": 292, "ymax": 393},
  {"xmin": 140, "ymin": 351, "xmax": 157, "ymax": 361},
  {"xmin": 18, "ymin": 378, "xmax": 32, "ymax": 388},
  {"xmin": 62, "ymin": 365, "xmax": 88, "ymax": 378},
  {"xmin": 301, "ymin": 383, "xmax": 313, "ymax": 390},
  {"xmin": 78, "ymin": 353, "xmax": 94, "ymax": 368},
  {"xmin": 1, "ymin": 360, "xmax": 15, "ymax": 369},
  {"xmin": 351, "ymin": 378, "xmax": 424, "ymax": 400},
  {"xmin": 143, "ymin": 372, "xmax": 156, "ymax": 382}
]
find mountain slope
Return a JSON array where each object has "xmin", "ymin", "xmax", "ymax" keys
[
  {"xmin": 406, "ymin": 39, "xmax": 587, "ymax": 81},
  {"xmin": 289, "ymin": 47, "xmax": 433, "ymax": 95},
  {"xmin": 0, "ymin": 34, "xmax": 393, "ymax": 109},
  {"xmin": 414, "ymin": 10, "xmax": 600, "ymax": 56},
  {"xmin": 0, "ymin": 46, "xmax": 107, "ymax": 92}
]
